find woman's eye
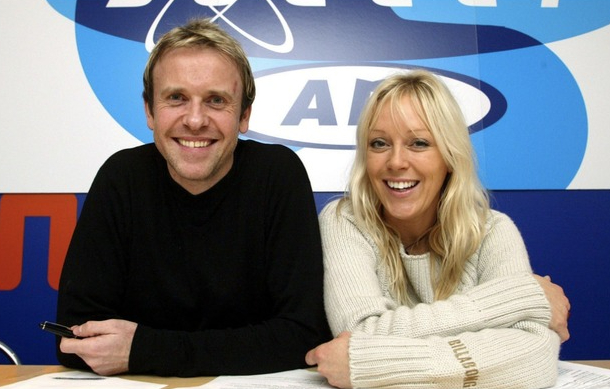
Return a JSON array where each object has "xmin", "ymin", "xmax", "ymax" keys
[
  {"xmin": 411, "ymin": 138, "xmax": 430, "ymax": 149},
  {"xmin": 369, "ymin": 139, "xmax": 388, "ymax": 149}
]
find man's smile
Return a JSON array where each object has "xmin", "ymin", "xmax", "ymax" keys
[{"xmin": 177, "ymin": 139, "xmax": 212, "ymax": 148}]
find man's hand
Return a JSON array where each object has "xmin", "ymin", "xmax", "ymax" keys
[
  {"xmin": 306, "ymin": 331, "xmax": 352, "ymax": 388},
  {"xmin": 534, "ymin": 274, "xmax": 571, "ymax": 343},
  {"xmin": 60, "ymin": 319, "xmax": 137, "ymax": 376}
]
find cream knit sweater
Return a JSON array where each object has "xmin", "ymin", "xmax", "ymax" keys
[{"xmin": 320, "ymin": 199, "xmax": 560, "ymax": 389}]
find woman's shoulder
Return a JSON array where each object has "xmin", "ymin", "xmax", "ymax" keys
[
  {"xmin": 481, "ymin": 209, "xmax": 526, "ymax": 249},
  {"xmin": 487, "ymin": 209, "xmax": 518, "ymax": 230},
  {"xmin": 318, "ymin": 198, "xmax": 380, "ymax": 245},
  {"xmin": 319, "ymin": 197, "xmax": 352, "ymax": 223}
]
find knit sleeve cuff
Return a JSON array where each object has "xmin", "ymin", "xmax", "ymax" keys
[
  {"xmin": 349, "ymin": 333, "xmax": 431, "ymax": 388},
  {"xmin": 129, "ymin": 325, "xmax": 181, "ymax": 376},
  {"xmin": 464, "ymin": 273, "xmax": 551, "ymax": 328}
]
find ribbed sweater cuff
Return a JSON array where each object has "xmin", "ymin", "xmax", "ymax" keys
[
  {"xmin": 348, "ymin": 334, "xmax": 463, "ymax": 388},
  {"xmin": 465, "ymin": 273, "xmax": 551, "ymax": 328}
]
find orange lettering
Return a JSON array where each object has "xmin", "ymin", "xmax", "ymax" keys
[{"xmin": 0, "ymin": 194, "xmax": 77, "ymax": 290}]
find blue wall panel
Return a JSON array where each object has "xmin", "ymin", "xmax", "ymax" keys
[{"xmin": 3, "ymin": 190, "xmax": 605, "ymax": 365}]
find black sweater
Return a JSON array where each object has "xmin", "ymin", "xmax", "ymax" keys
[{"xmin": 56, "ymin": 140, "xmax": 331, "ymax": 376}]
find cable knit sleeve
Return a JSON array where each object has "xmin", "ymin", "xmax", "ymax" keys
[
  {"xmin": 348, "ymin": 320, "xmax": 559, "ymax": 389},
  {"xmin": 321, "ymin": 201, "xmax": 551, "ymax": 338}
]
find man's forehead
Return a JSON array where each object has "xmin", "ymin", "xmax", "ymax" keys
[{"xmin": 153, "ymin": 48, "xmax": 242, "ymax": 86}]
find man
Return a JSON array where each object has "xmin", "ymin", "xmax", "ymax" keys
[{"xmin": 56, "ymin": 18, "xmax": 330, "ymax": 377}]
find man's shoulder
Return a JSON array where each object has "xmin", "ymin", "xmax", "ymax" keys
[
  {"xmin": 234, "ymin": 140, "xmax": 312, "ymax": 194},
  {"xmin": 93, "ymin": 144, "xmax": 162, "ymax": 187},
  {"xmin": 237, "ymin": 140, "xmax": 303, "ymax": 168},
  {"xmin": 239, "ymin": 139, "xmax": 294, "ymax": 156},
  {"xmin": 102, "ymin": 143, "xmax": 158, "ymax": 170},
  {"xmin": 106, "ymin": 143, "xmax": 156, "ymax": 161}
]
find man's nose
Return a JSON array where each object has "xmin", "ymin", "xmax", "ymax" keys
[{"xmin": 183, "ymin": 103, "xmax": 210, "ymax": 131}]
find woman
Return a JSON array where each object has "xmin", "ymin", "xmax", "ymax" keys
[{"xmin": 306, "ymin": 70, "xmax": 570, "ymax": 388}]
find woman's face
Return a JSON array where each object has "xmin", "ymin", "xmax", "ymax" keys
[{"xmin": 366, "ymin": 95, "xmax": 449, "ymax": 238}]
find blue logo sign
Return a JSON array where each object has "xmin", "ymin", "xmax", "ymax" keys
[{"xmin": 47, "ymin": 0, "xmax": 608, "ymax": 189}]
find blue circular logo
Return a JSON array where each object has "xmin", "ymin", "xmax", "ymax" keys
[{"xmin": 47, "ymin": 0, "xmax": 598, "ymax": 189}]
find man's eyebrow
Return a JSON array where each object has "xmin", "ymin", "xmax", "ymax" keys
[
  {"xmin": 158, "ymin": 86, "xmax": 235, "ymax": 98},
  {"xmin": 207, "ymin": 88, "xmax": 232, "ymax": 97},
  {"xmin": 158, "ymin": 86, "xmax": 185, "ymax": 95}
]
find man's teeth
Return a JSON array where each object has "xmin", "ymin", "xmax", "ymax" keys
[
  {"xmin": 179, "ymin": 139, "xmax": 211, "ymax": 148},
  {"xmin": 387, "ymin": 181, "xmax": 416, "ymax": 190}
]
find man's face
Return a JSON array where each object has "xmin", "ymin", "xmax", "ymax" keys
[{"xmin": 145, "ymin": 46, "xmax": 250, "ymax": 194}]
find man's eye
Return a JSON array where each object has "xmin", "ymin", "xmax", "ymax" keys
[
  {"xmin": 209, "ymin": 96, "xmax": 225, "ymax": 105},
  {"xmin": 168, "ymin": 94, "xmax": 184, "ymax": 102}
]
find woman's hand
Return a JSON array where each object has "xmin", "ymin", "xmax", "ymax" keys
[
  {"xmin": 534, "ymin": 274, "xmax": 571, "ymax": 342},
  {"xmin": 306, "ymin": 332, "xmax": 352, "ymax": 388}
]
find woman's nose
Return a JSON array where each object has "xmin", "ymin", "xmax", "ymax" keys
[{"xmin": 387, "ymin": 146, "xmax": 410, "ymax": 170}]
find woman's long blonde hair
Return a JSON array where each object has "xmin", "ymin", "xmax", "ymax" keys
[{"xmin": 343, "ymin": 69, "xmax": 490, "ymax": 303}]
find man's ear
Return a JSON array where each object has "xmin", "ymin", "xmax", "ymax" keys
[
  {"xmin": 239, "ymin": 105, "xmax": 252, "ymax": 134},
  {"xmin": 144, "ymin": 100, "xmax": 154, "ymax": 130}
]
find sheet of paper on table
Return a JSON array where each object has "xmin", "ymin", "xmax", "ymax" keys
[
  {"xmin": 0, "ymin": 370, "xmax": 165, "ymax": 389},
  {"xmin": 2, "ymin": 361, "xmax": 608, "ymax": 389},
  {"xmin": 550, "ymin": 361, "xmax": 610, "ymax": 389},
  {"xmin": 189, "ymin": 362, "xmax": 610, "ymax": 389},
  {"xmin": 193, "ymin": 362, "xmax": 610, "ymax": 389},
  {"xmin": 195, "ymin": 369, "xmax": 333, "ymax": 389}
]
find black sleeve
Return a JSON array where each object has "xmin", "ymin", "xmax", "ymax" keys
[{"xmin": 56, "ymin": 152, "xmax": 133, "ymax": 370}]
